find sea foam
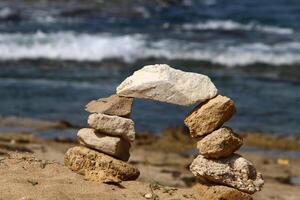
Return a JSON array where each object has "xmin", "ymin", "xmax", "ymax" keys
[
  {"xmin": 182, "ymin": 20, "xmax": 294, "ymax": 35},
  {"xmin": 0, "ymin": 31, "xmax": 300, "ymax": 66}
]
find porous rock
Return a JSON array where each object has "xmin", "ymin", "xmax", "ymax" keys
[
  {"xmin": 77, "ymin": 128, "xmax": 130, "ymax": 161},
  {"xmin": 85, "ymin": 94, "xmax": 133, "ymax": 117},
  {"xmin": 184, "ymin": 95, "xmax": 236, "ymax": 137},
  {"xmin": 64, "ymin": 146, "xmax": 140, "ymax": 183},
  {"xmin": 190, "ymin": 154, "xmax": 264, "ymax": 194},
  {"xmin": 87, "ymin": 113, "xmax": 135, "ymax": 142},
  {"xmin": 197, "ymin": 127, "xmax": 243, "ymax": 158},
  {"xmin": 116, "ymin": 64, "xmax": 218, "ymax": 106}
]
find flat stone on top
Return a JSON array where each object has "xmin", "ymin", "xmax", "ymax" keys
[
  {"xmin": 116, "ymin": 64, "xmax": 218, "ymax": 106},
  {"xmin": 85, "ymin": 94, "xmax": 133, "ymax": 117}
]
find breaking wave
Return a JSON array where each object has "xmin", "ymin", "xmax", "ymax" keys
[
  {"xmin": 182, "ymin": 20, "xmax": 294, "ymax": 35},
  {"xmin": 1, "ymin": 31, "xmax": 300, "ymax": 66}
]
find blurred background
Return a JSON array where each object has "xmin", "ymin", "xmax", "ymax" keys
[{"xmin": 0, "ymin": 0, "xmax": 299, "ymax": 138}]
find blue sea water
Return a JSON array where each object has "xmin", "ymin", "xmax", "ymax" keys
[{"xmin": 0, "ymin": 0, "xmax": 300, "ymax": 135}]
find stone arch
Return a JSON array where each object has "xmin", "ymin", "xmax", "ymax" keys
[{"xmin": 64, "ymin": 64, "xmax": 264, "ymax": 195}]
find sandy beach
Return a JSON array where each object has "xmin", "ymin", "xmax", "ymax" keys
[
  {"xmin": 0, "ymin": 116, "xmax": 299, "ymax": 200},
  {"xmin": 1, "ymin": 1, "xmax": 300, "ymax": 199}
]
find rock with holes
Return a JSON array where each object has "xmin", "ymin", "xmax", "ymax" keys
[
  {"xmin": 184, "ymin": 95, "xmax": 236, "ymax": 137},
  {"xmin": 194, "ymin": 184, "xmax": 253, "ymax": 200},
  {"xmin": 87, "ymin": 113, "xmax": 135, "ymax": 142},
  {"xmin": 197, "ymin": 127, "xmax": 243, "ymax": 158},
  {"xmin": 64, "ymin": 146, "xmax": 140, "ymax": 183},
  {"xmin": 85, "ymin": 94, "xmax": 133, "ymax": 117},
  {"xmin": 116, "ymin": 64, "xmax": 218, "ymax": 106},
  {"xmin": 77, "ymin": 128, "xmax": 130, "ymax": 161},
  {"xmin": 190, "ymin": 154, "xmax": 264, "ymax": 194}
]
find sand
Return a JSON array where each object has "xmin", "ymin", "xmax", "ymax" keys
[{"xmin": 0, "ymin": 117, "xmax": 299, "ymax": 200}]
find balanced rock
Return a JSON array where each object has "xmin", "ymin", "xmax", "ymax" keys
[
  {"xmin": 194, "ymin": 184, "xmax": 253, "ymax": 200},
  {"xmin": 116, "ymin": 64, "xmax": 218, "ymax": 106},
  {"xmin": 197, "ymin": 127, "xmax": 243, "ymax": 158},
  {"xmin": 85, "ymin": 94, "xmax": 133, "ymax": 117},
  {"xmin": 64, "ymin": 146, "xmax": 140, "ymax": 183},
  {"xmin": 77, "ymin": 128, "xmax": 130, "ymax": 161},
  {"xmin": 190, "ymin": 154, "xmax": 264, "ymax": 194},
  {"xmin": 184, "ymin": 95, "xmax": 236, "ymax": 137},
  {"xmin": 87, "ymin": 113, "xmax": 135, "ymax": 142}
]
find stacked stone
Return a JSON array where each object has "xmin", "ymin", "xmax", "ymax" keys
[
  {"xmin": 64, "ymin": 64, "xmax": 264, "ymax": 199},
  {"xmin": 64, "ymin": 95, "xmax": 140, "ymax": 183},
  {"xmin": 115, "ymin": 64, "xmax": 264, "ymax": 199},
  {"xmin": 184, "ymin": 95, "xmax": 264, "ymax": 197}
]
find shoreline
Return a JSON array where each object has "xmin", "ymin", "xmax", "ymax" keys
[{"xmin": 1, "ymin": 115, "xmax": 299, "ymax": 152}]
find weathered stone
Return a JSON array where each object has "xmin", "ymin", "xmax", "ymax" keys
[
  {"xmin": 190, "ymin": 154, "xmax": 264, "ymax": 194},
  {"xmin": 85, "ymin": 94, "xmax": 133, "ymax": 117},
  {"xmin": 116, "ymin": 64, "xmax": 217, "ymax": 106},
  {"xmin": 197, "ymin": 127, "xmax": 243, "ymax": 158},
  {"xmin": 87, "ymin": 113, "xmax": 135, "ymax": 142},
  {"xmin": 77, "ymin": 128, "xmax": 130, "ymax": 161},
  {"xmin": 64, "ymin": 146, "xmax": 140, "ymax": 183},
  {"xmin": 194, "ymin": 184, "xmax": 253, "ymax": 200},
  {"xmin": 184, "ymin": 95, "xmax": 236, "ymax": 137}
]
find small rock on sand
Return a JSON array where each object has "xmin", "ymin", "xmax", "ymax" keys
[
  {"xmin": 87, "ymin": 113, "xmax": 135, "ymax": 142},
  {"xmin": 85, "ymin": 94, "xmax": 133, "ymax": 117},
  {"xmin": 190, "ymin": 154, "xmax": 264, "ymax": 194},
  {"xmin": 116, "ymin": 64, "xmax": 218, "ymax": 106},
  {"xmin": 64, "ymin": 146, "xmax": 140, "ymax": 183},
  {"xmin": 197, "ymin": 127, "xmax": 243, "ymax": 158},
  {"xmin": 184, "ymin": 95, "xmax": 236, "ymax": 137},
  {"xmin": 144, "ymin": 193, "xmax": 153, "ymax": 199},
  {"xmin": 77, "ymin": 128, "xmax": 130, "ymax": 161}
]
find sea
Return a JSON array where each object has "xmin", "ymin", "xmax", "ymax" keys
[{"xmin": 0, "ymin": 0, "xmax": 300, "ymax": 136}]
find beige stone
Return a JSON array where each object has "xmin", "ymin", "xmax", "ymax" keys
[
  {"xmin": 64, "ymin": 146, "xmax": 140, "ymax": 183},
  {"xmin": 77, "ymin": 128, "xmax": 130, "ymax": 161},
  {"xmin": 87, "ymin": 113, "xmax": 135, "ymax": 142},
  {"xmin": 85, "ymin": 94, "xmax": 133, "ymax": 117},
  {"xmin": 116, "ymin": 64, "xmax": 218, "ymax": 106},
  {"xmin": 197, "ymin": 127, "xmax": 243, "ymax": 158},
  {"xmin": 184, "ymin": 95, "xmax": 236, "ymax": 137},
  {"xmin": 194, "ymin": 184, "xmax": 253, "ymax": 200},
  {"xmin": 190, "ymin": 154, "xmax": 264, "ymax": 194}
]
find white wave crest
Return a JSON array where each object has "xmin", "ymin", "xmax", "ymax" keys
[
  {"xmin": 0, "ymin": 31, "xmax": 145, "ymax": 62},
  {"xmin": 1, "ymin": 31, "xmax": 300, "ymax": 66},
  {"xmin": 182, "ymin": 20, "xmax": 294, "ymax": 35}
]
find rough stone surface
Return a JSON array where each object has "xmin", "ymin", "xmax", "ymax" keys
[
  {"xmin": 64, "ymin": 146, "xmax": 140, "ymax": 183},
  {"xmin": 197, "ymin": 127, "xmax": 243, "ymax": 158},
  {"xmin": 87, "ymin": 113, "xmax": 135, "ymax": 142},
  {"xmin": 190, "ymin": 154, "xmax": 264, "ymax": 194},
  {"xmin": 77, "ymin": 128, "xmax": 130, "ymax": 161},
  {"xmin": 116, "ymin": 64, "xmax": 218, "ymax": 106},
  {"xmin": 184, "ymin": 95, "xmax": 236, "ymax": 137},
  {"xmin": 194, "ymin": 184, "xmax": 253, "ymax": 200},
  {"xmin": 85, "ymin": 94, "xmax": 133, "ymax": 117}
]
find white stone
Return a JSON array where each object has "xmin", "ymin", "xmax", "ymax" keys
[
  {"xmin": 190, "ymin": 154, "xmax": 264, "ymax": 194},
  {"xmin": 116, "ymin": 64, "xmax": 218, "ymax": 106},
  {"xmin": 77, "ymin": 128, "xmax": 130, "ymax": 161},
  {"xmin": 87, "ymin": 113, "xmax": 135, "ymax": 142},
  {"xmin": 144, "ymin": 193, "xmax": 153, "ymax": 199}
]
